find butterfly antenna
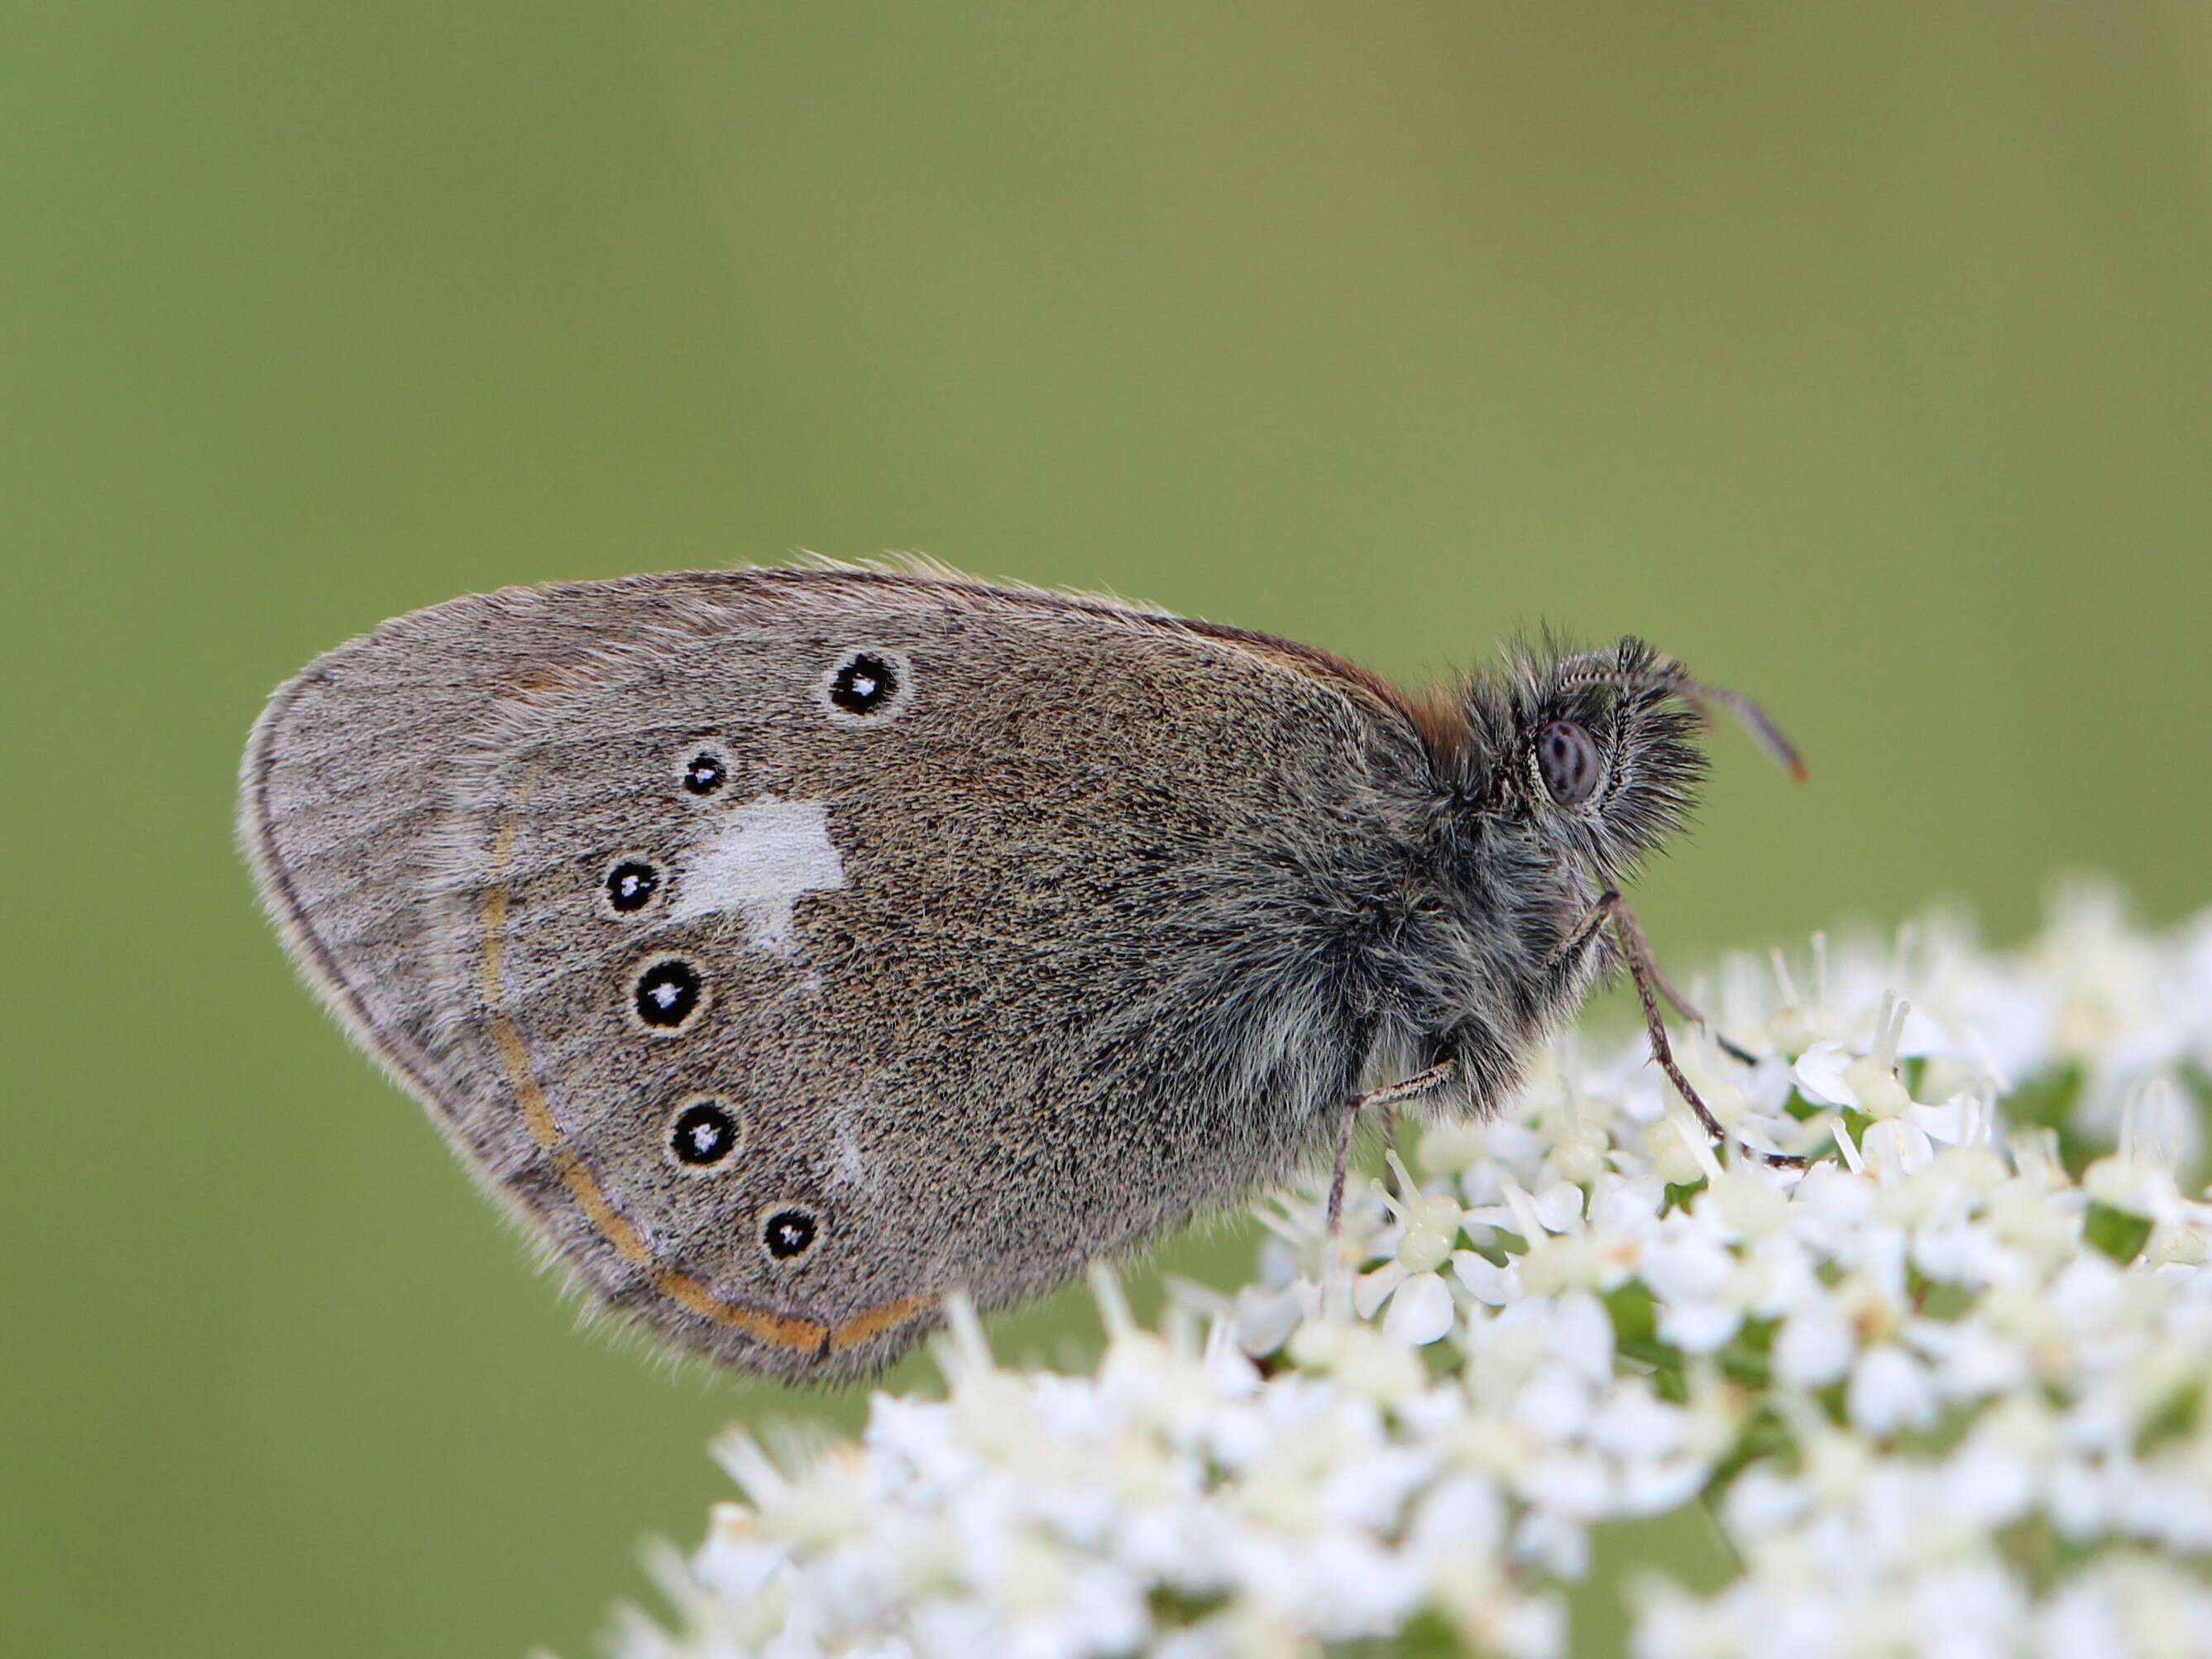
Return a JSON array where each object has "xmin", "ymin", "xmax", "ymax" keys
[
  {"xmin": 1671, "ymin": 676, "xmax": 1808, "ymax": 782},
  {"xmin": 1557, "ymin": 660, "xmax": 1807, "ymax": 782}
]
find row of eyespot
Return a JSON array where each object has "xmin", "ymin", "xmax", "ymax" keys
[
  {"xmin": 673, "ymin": 647, "xmax": 908, "ymax": 803},
  {"xmin": 622, "ymin": 955, "xmax": 816, "ymax": 1259},
  {"xmin": 672, "ymin": 1100, "xmax": 816, "ymax": 1260},
  {"xmin": 660, "ymin": 1096, "xmax": 816, "ymax": 1262},
  {"xmin": 627, "ymin": 703, "xmax": 848, "ymax": 1259},
  {"xmin": 586, "ymin": 659, "xmax": 902, "ymax": 1268}
]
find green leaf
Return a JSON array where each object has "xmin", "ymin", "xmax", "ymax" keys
[
  {"xmin": 1605, "ymin": 1281, "xmax": 1659, "ymax": 1348},
  {"xmin": 1891, "ymin": 1402, "xmax": 1980, "ymax": 1460},
  {"xmin": 2132, "ymin": 1380, "xmax": 2203, "ymax": 1450},
  {"xmin": 1573, "ymin": 1508, "xmax": 1740, "ymax": 1656},
  {"xmin": 1605, "ymin": 1282, "xmax": 1686, "ymax": 1393},
  {"xmin": 1918, "ymin": 1279, "xmax": 1976, "ymax": 1321},
  {"xmin": 1709, "ymin": 1404, "xmax": 1797, "ymax": 1489},
  {"xmin": 1716, "ymin": 1317, "xmax": 1778, "ymax": 1388},
  {"xmin": 1326, "ymin": 1608, "xmax": 1462, "ymax": 1657},
  {"xmin": 1996, "ymin": 1513, "xmax": 2099, "ymax": 1594},
  {"xmin": 1147, "ymin": 1586, "xmax": 1225, "ymax": 1628},
  {"xmin": 1907, "ymin": 1263, "xmax": 1975, "ymax": 1320},
  {"xmin": 2006, "ymin": 1064, "xmax": 2085, "ymax": 1131},
  {"xmin": 2139, "ymin": 1378, "xmax": 2204, "ymax": 1453},
  {"xmin": 2008, "ymin": 1064, "xmax": 2099, "ymax": 1175},
  {"xmin": 2085, "ymin": 1201, "xmax": 2154, "ymax": 1264}
]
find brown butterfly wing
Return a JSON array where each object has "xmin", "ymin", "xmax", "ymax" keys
[{"xmin": 243, "ymin": 568, "xmax": 1426, "ymax": 1377}]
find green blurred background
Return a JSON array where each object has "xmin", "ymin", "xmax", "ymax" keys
[{"xmin": 8, "ymin": 4, "xmax": 2212, "ymax": 1655}]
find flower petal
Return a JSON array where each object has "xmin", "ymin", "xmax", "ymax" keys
[
  {"xmin": 1381, "ymin": 1271, "xmax": 1455, "ymax": 1345},
  {"xmin": 1792, "ymin": 1039, "xmax": 1860, "ymax": 1107},
  {"xmin": 1453, "ymin": 1249, "xmax": 1520, "ymax": 1306},
  {"xmin": 1354, "ymin": 1261, "xmax": 1408, "ymax": 1321}
]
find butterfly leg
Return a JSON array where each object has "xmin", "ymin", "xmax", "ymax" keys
[
  {"xmin": 1621, "ymin": 923, "xmax": 1762, "ymax": 1067},
  {"xmin": 1543, "ymin": 885, "xmax": 1624, "ymax": 975},
  {"xmin": 1325, "ymin": 1061, "xmax": 1459, "ymax": 1238},
  {"xmin": 1549, "ymin": 887, "xmax": 1760, "ymax": 1067},
  {"xmin": 1606, "ymin": 904, "xmax": 1808, "ymax": 1172}
]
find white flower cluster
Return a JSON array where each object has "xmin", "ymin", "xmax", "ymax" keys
[{"xmin": 613, "ymin": 885, "xmax": 2212, "ymax": 1659}]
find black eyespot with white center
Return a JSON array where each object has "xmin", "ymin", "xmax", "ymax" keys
[
  {"xmin": 1537, "ymin": 718, "xmax": 1604, "ymax": 807},
  {"xmin": 762, "ymin": 1206, "xmax": 818, "ymax": 1260},
  {"xmin": 630, "ymin": 956, "xmax": 704, "ymax": 1031},
  {"xmin": 604, "ymin": 858, "xmax": 659, "ymax": 914},
  {"xmin": 681, "ymin": 749, "xmax": 727, "ymax": 797},
  {"xmin": 817, "ymin": 648, "xmax": 913, "ymax": 724},
  {"xmin": 830, "ymin": 652, "xmax": 898, "ymax": 715},
  {"xmin": 668, "ymin": 1099, "xmax": 739, "ymax": 1170}
]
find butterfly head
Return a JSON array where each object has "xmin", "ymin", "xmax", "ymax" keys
[{"xmin": 1457, "ymin": 635, "xmax": 1803, "ymax": 886}]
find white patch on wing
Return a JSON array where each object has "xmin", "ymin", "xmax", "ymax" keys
[
  {"xmin": 831, "ymin": 1119, "xmax": 869, "ymax": 1189},
  {"xmin": 668, "ymin": 796, "xmax": 846, "ymax": 955}
]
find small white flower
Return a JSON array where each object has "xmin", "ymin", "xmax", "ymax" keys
[
  {"xmin": 1847, "ymin": 1344, "xmax": 1940, "ymax": 1436},
  {"xmin": 1793, "ymin": 1038, "xmax": 1871, "ymax": 1110},
  {"xmin": 615, "ymin": 896, "xmax": 2212, "ymax": 1659},
  {"xmin": 1773, "ymin": 1296, "xmax": 1855, "ymax": 1388},
  {"xmin": 1860, "ymin": 1116, "xmax": 1936, "ymax": 1177},
  {"xmin": 1353, "ymin": 1154, "xmax": 1472, "ymax": 1345}
]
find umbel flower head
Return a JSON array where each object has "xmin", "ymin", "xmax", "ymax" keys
[{"xmin": 611, "ymin": 884, "xmax": 2212, "ymax": 1659}]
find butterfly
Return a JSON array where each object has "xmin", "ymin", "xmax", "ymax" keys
[{"xmin": 242, "ymin": 563, "xmax": 1799, "ymax": 1379}]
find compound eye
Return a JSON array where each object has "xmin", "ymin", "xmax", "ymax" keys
[{"xmin": 1538, "ymin": 719, "xmax": 1603, "ymax": 806}]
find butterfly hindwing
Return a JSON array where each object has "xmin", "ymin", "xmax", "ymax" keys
[{"xmin": 246, "ymin": 568, "xmax": 1423, "ymax": 1376}]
